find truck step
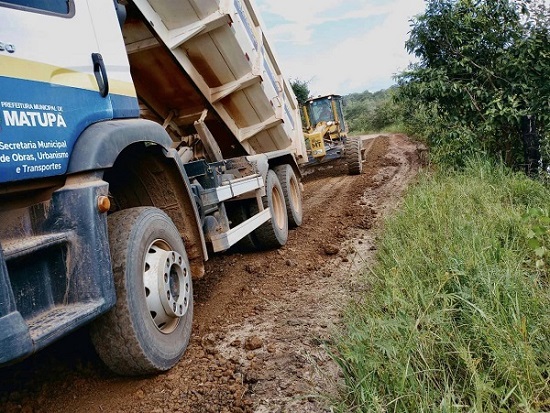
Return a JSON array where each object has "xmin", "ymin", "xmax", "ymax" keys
[
  {"xmin": 2, "ymin": 232, "xmax": 71, "ymax": 261},
  {"xmin": 28, "ymin": 302, "xmax": 105, "ymax": 347},
  {"xmin": 210, "ymin": 208, "xmax": 270, "ymax": 252}
]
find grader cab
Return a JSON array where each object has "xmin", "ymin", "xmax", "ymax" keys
[{"xmin": 302, "ymin": 94, "xmax": 363, "ymax": 175}]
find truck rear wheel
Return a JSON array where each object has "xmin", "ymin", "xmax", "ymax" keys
[
  {"xmin": 252, "ymin": 169, "xmax": 288, "ymax": 249},
  {"xmin": 273, "ymin": 164, "xmax": 303, "ymax": 228},
  {"xmin": 90, "ymin": 207, "xmax": 193, "ymax": 376},
  {"xmin": 345, "ymin": 136, "xmax": 363, "ymax": 175}
]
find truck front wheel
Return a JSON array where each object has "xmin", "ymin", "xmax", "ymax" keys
[{"xmin": 90, "ymin": 207, "xmax": 193, "ymax": 376}]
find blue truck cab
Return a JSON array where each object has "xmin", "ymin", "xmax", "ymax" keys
[
  {"xmin": 0, "ymin": 0, "xmax": 201, "ymax": 373},
  {"xmin": 0, "ymin": 0, "xmax": 305, "ymax": 375}
]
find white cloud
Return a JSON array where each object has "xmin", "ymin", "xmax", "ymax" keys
[
  {"xmin": 258, "ymin": 0, "xmax": 344, "ymax": 28},
  {"xmin": 256, "ymin": 0, "xmax": 426, "ymax": 94},
  {"xmin": 264, "ymin": 23, "xmax": 313, "ymax": 45},
  {"xmin": 258, "ymin": 0, "xmax": 389, "ymax": 44}
]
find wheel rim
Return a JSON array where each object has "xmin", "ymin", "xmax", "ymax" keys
[
  {"xmin": 271, "ymin": 185, "xmax": 286, "ymax": 230},
  {"xmin": 143, "ymin": 239, "xmax": 191, "ymax": 334}
]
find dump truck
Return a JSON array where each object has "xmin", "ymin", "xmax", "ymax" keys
[
  {"xmin": 0, "ymin": 0, "xmax": 307, "ymax": 375},
  {"xmin": 302, "ymin": 94, "xmax": 364, "ymax": 175}
]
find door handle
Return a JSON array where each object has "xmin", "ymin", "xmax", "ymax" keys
[{"xmin": 92, "ymin": 53, "xmax": 109, "ymax": 97}]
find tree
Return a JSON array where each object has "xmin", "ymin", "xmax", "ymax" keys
[
  {"xmin": 396, "ymin": 0, "xmax": 550, "ymax": 168},
  {"xmin": 290, "ymin": 78, "xmax": 311, "ymax": 107},
  {"xmin": 343, "ymin": 88, "xmax": 403, "ymax": 133}
]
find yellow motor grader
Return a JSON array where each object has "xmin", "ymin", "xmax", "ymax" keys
[{"xmin": 302, "ymin": 94, "xmax": 364, "ymax": 175}]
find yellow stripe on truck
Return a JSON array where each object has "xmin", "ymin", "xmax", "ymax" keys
[{"xmin": 0, "ymin": 55, "xmax": 137, "ymax": 98}]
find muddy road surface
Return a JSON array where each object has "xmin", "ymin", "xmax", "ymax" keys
[{"xmin": 0, "ymin": 134, "xmax": 425, "ymax": 413}]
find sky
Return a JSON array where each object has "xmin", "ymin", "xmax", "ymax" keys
[{"xmin": 254, "ymin": 0, "xmax": 427, "ymax": 96}]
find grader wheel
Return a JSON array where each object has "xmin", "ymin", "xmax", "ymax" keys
[{"xmin": 344, "ymin": 136, "xmax": 363, "ymax": 175}]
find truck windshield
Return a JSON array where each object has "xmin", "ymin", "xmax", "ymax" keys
[
  {"xmin": 308, "ymin": 98, "xmax": 333, "ymax": 125},
  {"xmin": 0, "ymin": 0, "xmax": 71, "ymax": 15}
]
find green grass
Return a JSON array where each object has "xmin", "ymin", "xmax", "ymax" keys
[{"xmin": 332, "ymin": 158, "xmax": 550, "ymax": 412}]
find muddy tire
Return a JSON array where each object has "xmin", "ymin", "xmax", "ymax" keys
[
  {"xmin": 345, "ymin": 136, "xmax": 363, "ymax": 175},
  {"xmin": 90, "ymin": 207, "xmax": 193, "ymax": 376},
  {"xmin": 273, "ymin": 164, "xmax": 303, "ymax": 228},
  {"xmin": 252, "ymin": 169, "xmax": 288, "ymax": 249}
]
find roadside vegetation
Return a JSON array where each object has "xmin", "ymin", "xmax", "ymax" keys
[
  {"xmin": 332, "ymin": 160, "xmax": 550, "ymax": 412},
  {"xmin": 396, "ymin": 0, "xmax": 549, "ymax": 170},
  {"xmin": 329, "ymin": 0, "xmax": 550, "ymax": 411},
  {"xmin": 343, "ymin": 88, "xmax": 404, "ymax": 134}
]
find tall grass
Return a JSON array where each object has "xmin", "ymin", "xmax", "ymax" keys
[{"xmin": 333, "ymin": 158, "xmax": 550, "ymax": 412}]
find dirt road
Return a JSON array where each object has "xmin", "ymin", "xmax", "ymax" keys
[{"xmin": 0, "ymin": 134, "xmax": 425, "ymax": 413}]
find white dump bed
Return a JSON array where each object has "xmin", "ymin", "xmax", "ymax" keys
[{"xmin": 124, "ymin": 0, "xmax": 307, "ymax": 163}]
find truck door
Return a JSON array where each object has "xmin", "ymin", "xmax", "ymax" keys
[
  {"xmin": 0, "ymin": 0, "xmax": 131, "ymax": 183},
  {"xmin": 86, "ymin": 0, "xmax": 139, "ymax": 120}
]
